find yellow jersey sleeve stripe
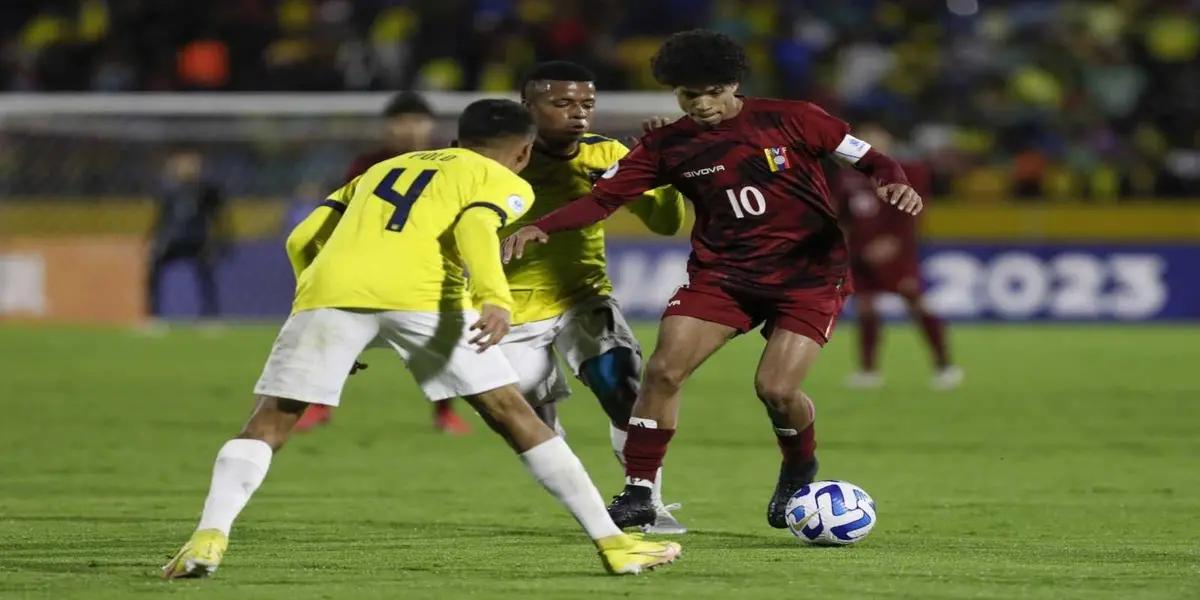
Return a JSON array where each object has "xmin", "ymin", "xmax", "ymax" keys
[
  {"xmin": 463, "ymin": 202, "xmax": 508, "ymax": 228},
  {"xmin": 319, "ymin": 199, "xmax": 346, "ymax": 214}
]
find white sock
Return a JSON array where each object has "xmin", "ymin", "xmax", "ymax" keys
[
  {"xmin": 196, "ymin": 439, "xmax": 273, "ymax": 536},
  {"xmin": 520, "ymin": 436, "xmax": 622, "ymax": 540},
  {"xmin": 609, "ymin": 423, "xmax": 627, "ymax": 466},
  {"xmin": 652, "ymin": 467, "xmax": 665, "ymax": 506}
]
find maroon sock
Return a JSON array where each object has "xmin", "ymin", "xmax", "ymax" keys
[
  {"xmin": 859, "ymin": 312, "xmax": 881, "ymax": 371},
  {"xmin": 916, "ymin": 311, "xmax": 950, "ymax": 368},
  {"xmin": 776, "ymin": 423, "xmax": 816, "ymax": 465},
  {"xmin": 624, "ymin": 424, "xmax": 675, "ymax": 482}
]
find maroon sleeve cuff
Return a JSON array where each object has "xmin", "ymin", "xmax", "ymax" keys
[{"xmin": 854, "ymin": 148, "xmax": 909, "ymax": 187}]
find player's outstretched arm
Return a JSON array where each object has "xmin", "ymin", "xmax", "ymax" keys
[{"xmin": 518, "ymin": 139, "xmax": 665, "ymax": 248}]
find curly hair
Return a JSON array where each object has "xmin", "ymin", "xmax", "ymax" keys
[{"xmin": 651, "ymin": 29, "xmax": 748, "ymax": 88}]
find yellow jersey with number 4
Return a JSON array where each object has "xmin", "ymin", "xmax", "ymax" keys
[
  {"xmin": 287, "ymin": 148, "xmax": 534, "ymax": 314},
  {"xmin": 503, "ymin": 134, "xmax": 685, "ymax": 324}
]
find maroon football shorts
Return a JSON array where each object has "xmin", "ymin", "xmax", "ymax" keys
[
  {"xmin": 849, "ymin": 255, "xmax": 921, "ymax": 295},
  {"xmin": 662, "ymin": 277, "xmax": 848, "ymax": 346}
]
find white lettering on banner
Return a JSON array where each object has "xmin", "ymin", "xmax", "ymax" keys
[
  {"xmin": 1108, "ymin": 255, "xmax": 1167, "ymax": 318},
  {"xmin": 1050, "ymin": 254, "xmax": 1104, "ymax": 318},
  {"xmin": 0, "ymin": 253, "xmax": 47, "ymax": 315},
  {"xmin": 922, "ymin": 250, "xmax": 1169, "ymax": 320},
  {"xmin": 610, "ymin": 249, "xmax": 689, "ymax": 314},
  {"xmin": 986, "ymin": 253, "xmax": 1049, "ymax": 318},
  {"xmin": 922, "ymin": 252, "xmax": 983, "ymax": 317},
  {"xmin": 607, "ymin": 246, "xmax": 1172, "ymax": 321}
]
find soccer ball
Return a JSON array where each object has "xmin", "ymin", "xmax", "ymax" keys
[{"xmin": 784, "ymin": 480, "xmax": 877, "ymax": 545}]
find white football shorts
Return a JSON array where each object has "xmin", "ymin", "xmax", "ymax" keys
[
  {"xmin": 254, "ymin": 308, "xmax": 518, "ymax": 405},
  {"xmin": 498, "ymin": 295, "xmax": 640, "ymax": 406}
]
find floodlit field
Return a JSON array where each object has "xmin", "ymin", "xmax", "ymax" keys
[{"xmin": 1, "ymin": 323, "xmax": 1197, "ymax": 599}]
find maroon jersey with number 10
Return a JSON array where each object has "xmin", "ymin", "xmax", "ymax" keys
[
  {"xmin": 584, "ymin": 97, "xmax": 866, "ymax": 291},
  {"xmin": 533, "ymin": 96, "xmax": 911, "ymax": 342}
]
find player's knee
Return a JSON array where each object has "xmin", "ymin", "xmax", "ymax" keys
[
  {"xmin": 239, "ymin": 396, "xmax": 307, "ymax": 451},
  {"xmin": 531, "ymin": 401, "xmax": 558, "ymax": 429},
  {"xmin": 469, "ymin": 386, "xmax": 533, "ymax": 428},
  {"xmin": 643, "ymin": 354, "xmax": 687, "ymax": 396},
  {"xmin": 754, "ymin": 378, "xmax": 803, "ymax": 415},
  {"xmin": 580, "ymin": 349, "xmax": 640, "ymax": 424}
]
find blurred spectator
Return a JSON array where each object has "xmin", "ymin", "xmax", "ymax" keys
[
  {"xmin": 1, "ymin": 0, "xmax": 1196, "ymax": 200},
  {"xmin": 343, "ymin": 91, "xmax": 436, "ymax": 179},
  {"xmin": 147, "ymin": 148, "xmax": 229, "ymax": 319}
]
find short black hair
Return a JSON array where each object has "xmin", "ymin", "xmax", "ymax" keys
[
  {"xmin": 651, "ymin": 29, "xmax": 747, "ymax": 88},
  {"xmin": 457, "ymin": 99, "xmax": 535, "ymax": 146},
  {"xmin": 383, "ymin": 91, "xmax": 434, "ymax": 118},
  {"xmin": 520, "ymin": 61, "xmax": 596, "ymax": 99}
]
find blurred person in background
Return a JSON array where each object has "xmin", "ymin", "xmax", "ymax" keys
[
  {"xmin": 343, "ymin": 91, "xmax": 437, "ymax": 178},
  {"xmin": 146, "ymin": 147, "xmax": 229, "ymax": 323},
  {"xmin": 835, "ymin": 123, "xmax": 961, "ymax": 391},
  {"xmin": 293, "ymin": 91, "xmax": 474, "ymax": 435}
]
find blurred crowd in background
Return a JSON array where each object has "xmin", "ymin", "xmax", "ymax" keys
[{"xmin": 1, "ymin": 0, "xmax": 1197, "ymax": 200}]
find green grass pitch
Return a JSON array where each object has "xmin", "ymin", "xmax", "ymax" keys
[{"xmin": 1, "ymin": 322, "xmax": 1197, "ymax": 599}]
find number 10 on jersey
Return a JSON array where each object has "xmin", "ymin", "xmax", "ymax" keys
[{"xmin": 726, "ymin": 186, "xmax": 766, "ymax": 218}]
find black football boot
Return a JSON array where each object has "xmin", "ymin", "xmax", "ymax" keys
[
  {"xmin": 607, "ymin": 485, "xmax": 657, "ymax": 529},
  {"xmin": 766, "ymin": 458, "xmax": 819, "ymax": 529}
]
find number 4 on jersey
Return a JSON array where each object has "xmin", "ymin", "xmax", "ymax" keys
[
  {"xmin": 726, "ymin": 185, "xmax": 767, "ymax": 218},
  {"xmin": 373, "ymin": 167, "xmax": 437, "ymax": 232}
]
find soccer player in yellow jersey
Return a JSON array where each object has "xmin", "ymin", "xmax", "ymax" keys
[
  {"xmin": 162, "ymin": 100, "xmax": 681, "ymax": 579},
  {"xmin": 501, "ymin": 62, "xmax": 688, "ymax": 533}
]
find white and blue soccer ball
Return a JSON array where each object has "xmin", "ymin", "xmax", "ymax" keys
[{"xmin": 784, "ymin": 480, "xmax": 877, "ymax": 545}]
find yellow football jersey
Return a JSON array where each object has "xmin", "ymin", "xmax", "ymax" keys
[
  {"xmin": 503, "ymin": 134, "xmax": 685, "ymax": 324},
  {"xmin": 287, "ymin": 147, "xmax": 533, "ymax": 313}
]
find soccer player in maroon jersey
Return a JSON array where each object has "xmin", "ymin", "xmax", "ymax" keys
[
  {"xmin": 835, "ymin": 122, "xmax": 962, "ymax": 391},
  {"xmin": 293, "ymin": 91, "xmax": 472, "ymax": 435},
  {"xmin": 502, "ymin": 30, "xmax": 923, "ymax": 530}
]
